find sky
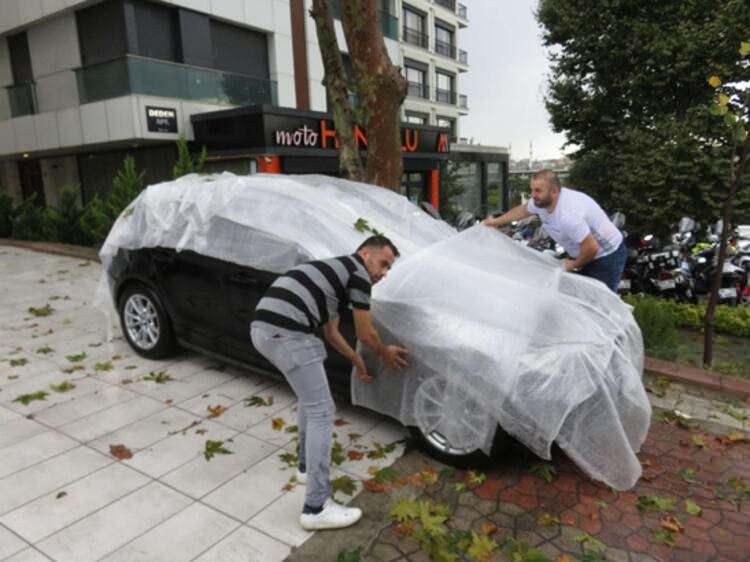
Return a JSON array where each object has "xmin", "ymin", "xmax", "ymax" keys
[{"xmin": 459, "ymin": 0, "xmax": 569, "ymax": 160}]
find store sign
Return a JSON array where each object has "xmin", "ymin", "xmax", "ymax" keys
[
  {"xmin": 146, "ymin": 106, "xmax": 178, "ymax": 133},
  {"xmin": 273, "ymin": 120, "xmax": 449, "ymax": 154}
]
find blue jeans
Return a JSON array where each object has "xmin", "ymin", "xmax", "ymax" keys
[{"xmin": 579, "ymin": 241, "xmax": 627, "ymax": 292}]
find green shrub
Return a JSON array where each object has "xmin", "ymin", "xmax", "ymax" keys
[
  {"xmin": 79, "ymin": 194, "xmax": 114, "ymax": 244},
  {"xmin": 629, "ymin": 296, "xmax": 680, "ymax": 358},
  {"xmin": 0, "ymin": 192, "xmax": 14, "ymax": 237},
  {"xmin": 172, "ymin": 134, "xmax": 207, "ymax": 179},
  {"xmin": 50, "ymin": 186, "xmax": 93, "ymax": 246},
  {"xmin": 11, "ymin": 195, "xmax": 59, "ymax": 241}
]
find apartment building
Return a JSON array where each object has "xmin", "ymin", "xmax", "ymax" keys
[{"xmin": 0, "ymin": 0, "xmax": 479, "ymax": 211}]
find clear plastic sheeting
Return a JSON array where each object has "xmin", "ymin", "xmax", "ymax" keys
[
  {"xmin": 352, "ymin": 226, "xmax": 649, "ymax": 491},
  {"xmin": 98, "ymin": 173, "xmax": 648, "ymax": 491}
]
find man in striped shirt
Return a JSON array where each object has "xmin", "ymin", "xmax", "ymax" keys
[{"xmin": 250, "ymin": 235, "xmax": 408, "ymax": 531}]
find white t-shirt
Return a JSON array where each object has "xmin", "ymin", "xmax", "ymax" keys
[{"xmin": 527, "ymin": 188, "xmax": 623, "ymax": 259}]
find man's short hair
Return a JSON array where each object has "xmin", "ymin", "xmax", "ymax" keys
[
  {"xmin": 531, "ymin": 169, "xmax": 561, "ymax": 190},
  {"xmin": 357, "ymin": 234, "xmax": 400, "ymax": 258}
]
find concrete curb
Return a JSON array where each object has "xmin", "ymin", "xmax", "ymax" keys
[{"xmin": 3, "ymin": 238, "xmax": 748, "ymax": 399}]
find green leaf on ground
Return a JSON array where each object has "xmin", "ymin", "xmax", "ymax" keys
[
  {"xmin": 285, "ymin": 424, "xmax": 298, "ymax": 433},
  {"xmin": 8, "ymin": 375, "xmax": 19, "ymax": 380},
  {"xmin": 439, "ymin": 467, "xmax": 456, "ymax": 480},
  {"xmin": 467, "ymin": 531, "xmax": 498, "ymax": 562},
  {"xmin": 28, "ymin": 304, "xmax": 53, "ymax": 317},
  {"xmin": 354, "ymin": 218, "xmax": 371, "ymax": 233},
  {"xmin": 331, "ymin": 440, "xmax": 346, "ymax": 466},
  {"xmin": 50, "ymin": 381, "xmax": 75, "ymax": 393},
  {"xmin": 66, "ymin": 352, "xmax": 87, "ymax": 362},
  {"xmin": 691, "ymin": 435, "xmax": 707, "ymax": 448},
  {"xmin": 244, "ymin": 395, "xmax": 274, "ymax": 407},
  {"xmin": 35, "ymin": 346, "xmax": 54, "ymax": 354},
  {"xmin": 466, "ymin": 471, "xmax": 487, "ymax": 488},
  {"xmin": 373, "ymin": 466, "xmax": 398, "ymax": 483},
  {"xmin": 125, "ymin": 365, "xmax": 138, "ymax": 370},
  {"xmin": 678, "ymin": 468, "xmax": 698, "ymax": 482},
  {"xmin": 94, "ymin": 361, "xmax": 114, "ymax": 372},
  {"xmin": 62, "ymin": 365, "xmax": 84, "ymax": 374},
  {"xmin": 501, "ymin": 538, "xmax": 550, "ymax": 562},
  {"xmin": 366, "ymin": 441, "xmax": 398, "ymax": 460},
  {"xmin": 143, "ymin": 370, "xmax": 172, "ymax": 383},
  {"xmin": 637, "ymin": 495, "xmax": 676, "ymax": 513},
  {"xmin": 9, "ymin": 358, "xmax": 28, "ymax": 367},
  {"xmin": 390, "ymin": 498, "xmax": 420, "ymax": 522},
  {"xmin": 278, "ymin": 451, "xmax": 298, "ymax": 468},
  {"xmin": 13, "ymin": 391, "xmax": 49, "ymax": 405},
  {"xmin": 685, "ymin": 499, "xmax": 702, "ymax": 516},
  {"xmin": 720, "ymin": 404, "xmax": 748, "ymax": 421},
  {"xmin": 575, "ymin": 533, "xmax": 607, "ymax": 554},
  {"xmin": 203, "ymin": 440, "xmax": 232, "ymax": 461},
  {"xmin": 530, "ymin": 463, "xmax": 557, "ymax": 483},
  {"xmin": 336, "ymin": 547, "xmax": 362, "ymax": 562},
  {"xmin": 331, "ymin": 475, "xmax": 357, "ymax": 497},
  {"xmin": 651, "ymin": 528, "xmax": 676, "ymax": 547},
  {"xmin": 537, "ymin": 513, "xmax": 560, "ymax": 527}
]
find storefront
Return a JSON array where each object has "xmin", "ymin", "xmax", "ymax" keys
[{"xmin": 191, "ymin": 105, "xmax": 451, "ymax": 208}]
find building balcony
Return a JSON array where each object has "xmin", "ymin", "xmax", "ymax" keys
[
  {"xmin": 435, "ymin": 0, "xmax": 456, "ymax": 10},
  {"xmin": 2, "ymin": 82, "xmax": 38, "ymax": 120},
  {"xmin": 402, "ymin": 26, "xmax": 429, "ymax": 49},
  {"xmin": 330, "ymin": 0, "xmax": 399, "ymax": 40},
  {"xmin": 435, "ymin": 88, "xmax": 457, "ymax": 105},
  {"xmin": 434, "ymin": 39, "xmax": 457, "ymax": 60},
  {"xmin": 458, "ymin": 49, "xmax": 468, "ymax": 65},
  {"xmin": 75, "ymin": 55, "xmax": 277, "ymax": 107},
  {"xmin": 407, "ymin": 81, "xmax": 430, "ymax": 100},
  {"xmin": 458, "ymin": 3, "xmax": 468, "ymax": 20},
  {"xmin": 459, "ymin": 94, "xmax": 468, "ymax": 110}
]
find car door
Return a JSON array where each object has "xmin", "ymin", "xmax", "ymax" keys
[
  {"xmin": 149, "ymin": 248, "xmax": 228, "ymax": 350},
  {"xmin": 221, "ymin": 262, "xmax": 276, "ymax": 363}
]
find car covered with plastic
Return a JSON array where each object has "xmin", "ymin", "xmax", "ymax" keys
[{"xmin": 99, "ymin": 173, "xmax": 650, "ymax": 490}]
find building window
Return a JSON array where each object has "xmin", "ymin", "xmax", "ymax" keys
[
  {"xmin": 402, "ymin": 5, "xmax": 427, "ymax": 48},
  {"xmin": 436, "ymin": 116, "xmax": 456, "ymax": 141},
  {"xmin": 455, "ymin": 162, "xmax": 481, "ymax": 214},
  {"xmin": 405, "ymin": 63, "xmax": 428, "ymax": 99},
  {"xmin": 402, "ymin": 172, "xmax": 426, "ymax": 204},
  {"xmin": 486, "ymin": 162, "xmax": 503, "ymax": 214},
  {"xmin": 435, "ymin": 71, "xmax": 455, "ymax": 104},
  {"xmin": 434, "ymin": 23, "xmax": 456, "ymax": 59},
  {"xmin": 405, "ymin": 111, "xmax": 428, "ymax": 124}
]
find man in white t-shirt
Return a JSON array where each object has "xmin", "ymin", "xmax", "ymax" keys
[{"xmin": 483, "ymin": 170, "xmax": 626, "ymax": 292}]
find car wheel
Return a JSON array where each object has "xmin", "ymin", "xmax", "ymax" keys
[
  {"xmin": 118, "ymin": 283, "xmax": 176, "ymax": 359},
  {"xmin": 410, "ymin": 375, "xmax": 511, "ymax": 468}
]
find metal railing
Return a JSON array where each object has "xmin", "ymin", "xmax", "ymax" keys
[
  {"xmin": 407, "ymin": 81, "xmax": 429, "ymax": 99},
  {"xmin": 434, "ymin": 39, "xmax": 457, "ymax": 59},
  {"xmin": 75, "ymin": 55, "xmax": 277, "ymax": 107},
  {"xmin": 459, "ymin": 94, "xmax": 468, "ymax": 109},
  {"xmin": 402, "ymin": 26, "xmax": 429, "ymax": 49},
  {"xmin": 458, "ymin": 3, "xmax": 468, "ymax": 19},
  {"xmin": 435, "ymin": 88, "xmax": 456, "ymax": 105},
  {"xmin": 458, "ymin": 49, "xmax": 468, "ymax": 64},
  {"xmin": 4, "ymin": 82, "xmax": 37, "ymax": 119}
]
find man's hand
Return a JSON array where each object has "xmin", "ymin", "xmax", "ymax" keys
[
  {"xmin": 382, "ymin": 345, "xmax": 409, "ymax": 370},
  {"xmin": 564, "ymin": 259, "xmax": 577, "ymax": 272},
  {"xmin": 352, "ymin": 354, "xmax": 374, "ymax": 384},
  {"xmin": 482, "ymin": 216, "xmax": 500, "ymax": 227}
]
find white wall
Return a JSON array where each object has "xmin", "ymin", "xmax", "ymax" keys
[{"xmin": 0, "ymin": 0, "xmax": 88, "ymax": 35}]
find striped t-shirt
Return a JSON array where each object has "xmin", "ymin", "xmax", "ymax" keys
[{"xmin": 252, "ymin": 254, "xmax": 372, "ymax": 334}]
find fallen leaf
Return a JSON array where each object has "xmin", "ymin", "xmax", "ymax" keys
[
  {"xmin": 13, "ymin": 391, "xmax": 49, "ymax": 405},
  {"xmin": 56, "ymin": 491, "xmax": 67, "ymax": 500},
  {"xmin": 110, "ymin": 444, "xmax": 133, "ymax": 460},
  {"xmin": 467, "ymin": 531, "xmax": 498, "ymax": 562},
  {"xmin": 363, "ymin": 479, "xmax": 390, "ymax": 493},
  {"xmin": 480, "ymin": 522, "xmax": 498, "ymax": 536},
  {"xmin": 538, "ymin": 513, "xmax": 561, "ymax": 527},
  {"xmin": 685, "ymin": 499, "xmax": 702, "ymax": 516},
  {"xmin": 204, "ymin": 440, "xmax": 232, "ymax": 461},
  {"xmin": 334, "ymin": 418, "xmax": 350, "ymax": 426},
  {"xmin": 348, "ymin": 432, "xmax": 362, "ymax": 441},
  {"xmin": 207, "ymin": 405, "xmax": 227, "ymax": 418},
  {"xmin": 347, "ymin": 450, "xmax": 365, "ymax": 461},
  {"xmin": 394, "ymin": 521, "xmax": 415, "ymax": 537},
  {"xmin": 691, "ymin": 435, "xmax": 707, "ymax": 449},
  {"xmin": 165, "ymin": 399, "xmax": 173, "ymax": 405},
  {"xmin": 331, "ymin": 475, "xmax": 356, "ymax": 497},
  {"xmin": 557, "ymin": 556, "xmax": 576, "ymax": 562},
  {"xmin": 271, "ymin": 417, "xmax": 286, "ymax": 431},
  {"xmin": 660, "ymin": 515, "xmax": 684, "ymax": 534}
]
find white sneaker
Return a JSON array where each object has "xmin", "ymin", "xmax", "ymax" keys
[
  {"xmin": 299, "ymin": 499, "xmax": 362, "ymax": 530},
  {"xmin": 295, "ymin": 469, "xmax": 307, "ymax": 485}
]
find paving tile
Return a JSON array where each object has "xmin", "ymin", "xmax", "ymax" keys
[
  {"xmin": 247, "ymin": 484, "xmax": 312, "ymax": 547},
  {"xmin": 176, "ymin": 374, "xmax": 275, "ymax": 417},
  {"xmin": 0, "ymin": 430, "xmax": 79, "ymax": 479},
  {"xmin": 0, "ymin": 418, "xmax": 47, "ymax": 450},
  {"xmin": 1, "ymin": 548, "xmax": 52, "ymax": 562},
  {"xmin": 202, "ymin": 449, "xmax": 299, "ymax": 522},
  {"xmin": 216, "ymin": 383, "xmax": 297, "ymax": 432},
  {"xmin": 31, "ymin": 385, "xmax": 140, "ymax": 428},
  {"xmin": 0, "ymin": 369, "xmax": 90, "ymax": 409},
  {"xmin": 193, "ymin": 525, "xmax": 291, "ymax": 562},
  {"xmin": 87, "ymin": 406, "xmax": 203, "ymax": 455},
  {"xmin": 4, "ymin": 376, "xmax": 110, "ymax": 416},
  {"xmin": 0, "ymin": 462, "xmax": 149, "ymax": 543},
  {"xmin": 244, "ymin": 402, "xmax": 300, "ymax": 448},
  {"xmin": 127, "ymin": 418, "xmax": 237, "ymax": 479},
  {"xmin": 0, "ymin": 405, "xmax": 22, "ymax": 425},
  {"xmin": 0, "ymin": 524, "xmax": 28, "ymax": 559},
  {"xmin": 58, "ymin": 395, "xmax": 166, "ymax": 442},
  {"xmin": 0, "ymin": 446, "xmax": 112, "ymax": 516},
  {"xmin": 335, "ymin": 420, "xmax": 407, "ymax": 480},
  {"xmin": 100, "ymin": 503, "xmax": 239, "ymax": 562},
  {"xmin": 122, "ymin": 368, "xmax": 237, "ymax": 404},
  {"xmin": 161, "ymin": 433, "xmax": 277, "ymax": 499},
  {"xmin": 36, "ymin": 482, "xmax": 192, "ymax": 562}
]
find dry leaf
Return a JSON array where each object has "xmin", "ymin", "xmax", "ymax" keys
[
  {"xmin": 196, "ymin": 429, "xmax": 208, "ymax": 435},
  {"xmin": 110, "ymin": 444, "xmax": 133, "ymax": 460},
  {"xmin": 480, "ymin": 522, "xmax": 498, "ymax": 536},
  {"xmin": 395, "ymin": 521, "xmax": 415, "ymax": 537},
  {"xmin": 367, "ymin": 466, "xmax": 381, "ymax": 476},
  {"xmin": 347, "ymin": 450, "xmax": 365, "ymax": 461},
  {"xmin": 640, "ymin": 459, "xmax": 652, "ymax": 468},
  {"xmin": 363, "ymin": 479, "xmax": 390, "ymax": 493},
  {"xmin": 271, "ymin": 417, "xmax": 286, "ymax": 431},
  {"xmin": 282, "ymin": 483, "xmax": 295, "ymax": 492},
  {"xmin": 556, "ymin": 555, "xmax": 576, "ymax": 562},
  {"xmin": 334, "ymin": 418, "xmax": 350, "ymax": 427},
  {"xmin": 165, "ymin": 399, "xmax": 173, "ymax": 405},
  {"xmin": 660, "ymin": 515, "xmax": 684, "ymax": 534},
  {"xmin": 207, "ymin": 404, "xmax": 227, "ymax": 418}
]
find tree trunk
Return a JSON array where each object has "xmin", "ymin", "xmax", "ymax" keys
[
  {"xmin": 342, "ymin": 0, "xmax": 407, "ymax": 191},
  {"xmin": 703, "ymin": 133, "xmax": 750, "ymax": 367},
  {"xmin": 309, "ymin": 0, "xmax": 364, "ymax": 181}
]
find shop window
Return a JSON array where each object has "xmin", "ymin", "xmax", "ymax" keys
[{"xmin": 486, "ymin": 162, "xmax": 503, "ymax": 214}]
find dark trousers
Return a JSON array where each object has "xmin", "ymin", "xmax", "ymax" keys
[{"xmin": 579, "ymin": 241, "xmax": 627, "ymax": 292}]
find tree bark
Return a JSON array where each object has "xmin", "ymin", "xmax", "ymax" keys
[
  {"xmin": 310, "ymin": 0, "xmax": 365, "ymax": 181},
  {"xmin": 703, "ymin": 132, "xmax": 750, "ymax": 367},
  {"xmin": 342, "ymin": 0, "xmax": 407, "ymax": 191}
]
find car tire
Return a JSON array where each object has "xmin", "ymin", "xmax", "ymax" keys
[
  {"xmin": 118, "ymin": 283, "xmax": 176, "ymax": 359},
  {"xmin": 409, "ymin": 424, "xmax": 511, "ymax": 468}
]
